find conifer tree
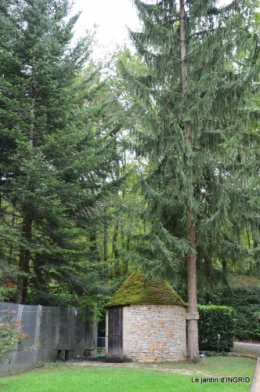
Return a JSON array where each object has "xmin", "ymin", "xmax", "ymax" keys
[
  {"xmin": 0, "ymin": 0, "xmax": 121, "ymax": 304},
  {"xmin": 122, "ymin": 0, "xmax": 260, "ymax": 361}
]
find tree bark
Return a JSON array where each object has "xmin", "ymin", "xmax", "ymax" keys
[
  {"xmin": 186, "ymin": 214, "xmax": 199, "ymax": 362},
  {"xmin": 112, "ymin": 216, "xmax": 120, "ymax": 277},
  {"xmin": 103, "ymin": 213, "xmax": 109, "ymax": 283},
  {"xmin": 179, "ymin": 0, "xmax": 199, "ymax": 363},
  {"xmin": 16, "ymin": 216, "xmax": 32, "ymax": 304},
  {"xmin": 90, "ymin": 234, "xmax": 100, "ymax": 263},
  {"xmin": 16, "ymin": 95, "xmax": 35, "ymax": 304},
  {"xmin": 103, "ymin": 218, "xmax": 108, "ymax": 263},
  {"xmin": 8, "ymin": 203, "xmax": 16, "ymax": 263},
  {"xmin": 112, "ymin": 147, "xmax": 120, "ymax": 278}
]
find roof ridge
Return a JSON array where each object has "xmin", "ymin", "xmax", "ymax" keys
[{"xmin": 105, "ymin": 269, "xmax": 187, "ymax": 308}]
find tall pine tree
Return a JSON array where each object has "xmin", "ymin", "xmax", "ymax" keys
[
  {"xmin": 121, "ymin": 0, "xmax": 260, "ymax": 361},
  {"xmin": 0, "ymin": 0, "xmax": 121, "ymax": 304}
]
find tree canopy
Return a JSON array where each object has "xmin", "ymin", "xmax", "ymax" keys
[
  {"xmin": 119, "ymin": 0, "xmax": 260, "ymax": 361},
  {"xmin": 1, "ymin": 0, "xmax": 260, "ymax": 361},
  {"xmin": 0, "ymin": 0, "xmax": 123, "ymax": 305}
]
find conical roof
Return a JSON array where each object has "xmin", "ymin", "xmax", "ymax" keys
[{"xmin": 105, "ymin": 269, "xmax": 187, "ymax": 308}]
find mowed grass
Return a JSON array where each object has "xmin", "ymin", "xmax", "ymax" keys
[
  {"xmin": 0, "ymin": 357, "xmax": 255, "ymax": 392},
  {"xmin": 155, "ymin": 356, "xmax": 256, "ymax": 377}
]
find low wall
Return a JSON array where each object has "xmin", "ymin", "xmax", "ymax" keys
[{"xmin": 0, "ymin": 302, "xmax": 97, "ymax": 377}]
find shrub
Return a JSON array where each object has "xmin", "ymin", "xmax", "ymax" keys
[
  {"xmin": 0, "ymin": 309, "xmax": 29, "ymax": 361},
  {"xmin": 219, "ymin": 287, "xmax": 260, "ymax": 341},
  {"xmin": 199, "ymin": 286, "xmax": 260, "ymax": 341},
  {"xmin": 198, "ymin": 305, "xmax": 236, "ymax": 352}
]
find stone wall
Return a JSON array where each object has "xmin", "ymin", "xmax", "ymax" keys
[{"xmin": 123, "ymin": 304, "xmax": 186, "ymax": 362}]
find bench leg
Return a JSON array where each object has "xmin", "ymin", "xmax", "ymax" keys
[
  {"xmin": 65, "ymin": 350, "xmax": 69, "ymax": 361},
  {"xmin": 55, "ymin": 350, "xmax": 63, "ymax": 360}
]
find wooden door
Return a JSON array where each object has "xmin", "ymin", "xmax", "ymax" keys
[{"xmin": 107, "ymin": 307, "xmax": 123, "ymax": 362}]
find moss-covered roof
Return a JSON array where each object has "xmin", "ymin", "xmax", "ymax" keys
[{"xmin": 105, "ymin": 269, "xmax": 187, "ymax": 308}]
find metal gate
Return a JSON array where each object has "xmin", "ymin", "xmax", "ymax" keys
[{"xmin": 107, "ymin": 307, "xmax": 123, "ymax": 362}]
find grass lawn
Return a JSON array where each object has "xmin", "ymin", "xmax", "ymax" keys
[
  {"xmin": 0, "ymin": 357, "xmax": 255, "ymax": 392},
  {"xmin": 154, "ymin": 356, "xmax": 256, "ymax": 377}
]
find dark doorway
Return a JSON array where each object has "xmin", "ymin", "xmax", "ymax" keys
[{"xmin": 107, "ymin": 307, "xmax": 123, "ymax": 362}]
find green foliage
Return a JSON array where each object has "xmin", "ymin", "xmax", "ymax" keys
[
  {"xmin": 198, "ymin": 305, "xmax": 236, "ymax": 352},
  {"xmin": 202, "ymin": 286, "xmax": 260, "ymax": 341},
  {"xmin": 0, "ymin": 0, "xmax": 127, "ymax": 304},
  {"xmin": 228, "ymin": 287, "xmax": 260, "ymax": 341},
  {"xmin": 120, "ymin": 0, "xmax": 260, "ymax": 284},
  {"xmin": 0, "ymin": 309, "xmax": 30, "ymax": 360}
]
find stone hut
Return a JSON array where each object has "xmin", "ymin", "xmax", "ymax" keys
[{"xmin": 105, "ymin": 269, "xmax": 187, "ymax": 363}]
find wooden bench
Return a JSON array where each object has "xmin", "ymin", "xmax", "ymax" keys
[{"xmin": 54, "ymin": 348, "xmax": 75, "ymax": 361}]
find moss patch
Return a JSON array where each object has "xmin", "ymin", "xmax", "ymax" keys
[{"xmin": 106, "ymin": 269, "xmax": 186, "ymax": 308}]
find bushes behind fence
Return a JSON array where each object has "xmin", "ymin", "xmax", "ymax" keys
[{"xmin": 198, "ymin": 304, "xmax": 236, "ymax": 352}]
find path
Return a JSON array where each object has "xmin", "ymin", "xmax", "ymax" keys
[
  {"xmin": 72, "ymin": 360, "xmax": 214, "ymax": 377},
  {"xmin": 234, "ymin": 342, "xmax": 260, "ymax": 392},
  {"xmin": 234, "ymin": 341, "xmax": 260, "ymax": 356}
]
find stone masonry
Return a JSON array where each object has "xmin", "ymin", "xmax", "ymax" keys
[{"xmin": 122, "ymin": 304, "xmax": 186, "ymax": 362}]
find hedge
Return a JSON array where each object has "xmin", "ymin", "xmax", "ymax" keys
[
  {"xmin": 199, "ymin": 286, "xmax": 260, "ymax": 341},
  {"xmin": 198, "ymin": 305, "xmax": 236, "ymax": 351}
]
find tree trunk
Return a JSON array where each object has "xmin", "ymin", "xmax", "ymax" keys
[
  {"xmin": 16, "ymin": 216, "xmax": 32, "ymax": 304},
  {"xmin": 112, "ymin": 149, "xmax": 120, "ymax": 278},
  {"xmin": 103, "ymin": 219, "xmax": 108, "ymax": 263},
  {"xmin": 179, "ymin": 0, "xmax": 199, "ymax": 363},
  {"xmin": 90, "ymin": 234, "xmax": 100, "ymax": 262},
  {"xmin": 112, "ymin": 216, "xmax": 120, "ymax": 277},
  {"xmin": 8, "ymin": 202, "xmax": 16, "ymax": 262},
  {"xmin": 186, "ymin": 214, "xmax": 199, "ymax": 362},
  {"xmin": 103, "ymin": 212, "xmax": 109, "ymax": 282},
  {"xmin": 16, "ymin": 96, "xmax": 35, "ymax": 304}
]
